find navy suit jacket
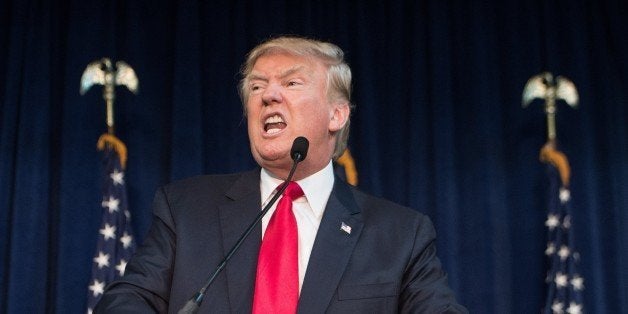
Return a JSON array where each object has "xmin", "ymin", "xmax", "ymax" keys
[{"xmin": 95, "ymin": 169, "xmax": 467, "ymax": 313}]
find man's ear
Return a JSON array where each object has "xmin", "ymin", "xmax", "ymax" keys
[{"xmin": 328, "ymin": 102, "xmax": 350, "ymax": 132}]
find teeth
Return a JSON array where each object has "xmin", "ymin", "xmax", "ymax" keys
[
  {"xmin": 264, "ymin": 114, "xmax": 286, "ymax": 134},
  {"xmin": 265, "ymin": 115, "xmax": 284, "ymax": 124}
]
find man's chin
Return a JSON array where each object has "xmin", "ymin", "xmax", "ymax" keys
[{"xmin": 254, "ymin": 153, "xmax": 291, "ymax": 167}]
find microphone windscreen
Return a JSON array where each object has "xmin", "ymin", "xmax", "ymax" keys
[{"xmin": 290, "ymin": 137, "xmax": 309, "ymax": 162}]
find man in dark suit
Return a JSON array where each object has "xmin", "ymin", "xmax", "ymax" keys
[{"xmin": 95, "ymin": 36, "xmax": 467, "ymax": 313}]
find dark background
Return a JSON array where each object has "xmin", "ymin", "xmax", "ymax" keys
[{"xmin": 1, "ymin": 1, "xmax": 626, "ymax": 313}]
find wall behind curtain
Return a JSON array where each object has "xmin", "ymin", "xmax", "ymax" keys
[{"xmin": 1, "ymin": 0, "xmax": 626, "ymax": 313}]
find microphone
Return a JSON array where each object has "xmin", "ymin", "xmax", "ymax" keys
[
  {"xmin": 178, "ymin": 137, "xmax": 309, "ymax": 314},
  {"xmin": 290, "ymin": 136, "xmax": 309, "ymax": 162}
]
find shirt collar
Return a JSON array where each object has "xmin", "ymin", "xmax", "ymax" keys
[{"xmin": 260, "ymin": 161, "xmax": 335, "ymax": 218}]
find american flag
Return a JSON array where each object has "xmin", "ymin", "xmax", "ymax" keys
[
  {"xmin": 543, "ymin": 154, "xmax": 585, "ymax": 314},
  {"xmin": 86, "ymin": 146, "xmax": 136, "ymax": 313}
]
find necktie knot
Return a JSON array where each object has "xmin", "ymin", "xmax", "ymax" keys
[{"xmin": 282, "ymin": 181, "xmax": 304, "ymax": 201}]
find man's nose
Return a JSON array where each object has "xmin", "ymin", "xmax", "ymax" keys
[{"xmin": 261, "ymin": 84, "xmax": 283, "ymax": 105}]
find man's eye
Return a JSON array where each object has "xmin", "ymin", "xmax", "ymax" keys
[{"xmin": 287, "ymin": 81, "xmax": 300, "ymax": 87}]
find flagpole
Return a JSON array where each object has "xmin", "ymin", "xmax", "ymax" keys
[
  {"xmin": 522, "ymin": 72, "xmax": 585, "ymax": 314},
  {"xmin": 81, "ymin": 58, "xmax": 139, "ymax": 312}
]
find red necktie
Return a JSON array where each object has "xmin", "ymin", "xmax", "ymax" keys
[{"xmin": 252, "ymin": 182, "xmax": 303, "ymax": 314}]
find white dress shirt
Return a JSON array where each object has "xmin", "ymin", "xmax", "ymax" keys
[{"xmin": 259, "ymin": 161, "xmax": 334, "ymax": 293}]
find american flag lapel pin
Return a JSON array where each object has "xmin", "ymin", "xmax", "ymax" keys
[{"xmin": 340, "ymin": 222, "xmax": 352, "ymax": 235}]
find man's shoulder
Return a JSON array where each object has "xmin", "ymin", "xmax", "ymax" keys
[
  {"xmin": 341, "ymin": 182, "xmax": 428, "ymax": 223},
  {"xmin": 158, "ymin": 169, "xmax": 259, "ymax": 200},
  {"xmin": 166, "ymin": 169, "xmax": 258, "ymax": 188}
]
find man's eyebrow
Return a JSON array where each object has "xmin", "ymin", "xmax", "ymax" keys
[
  {"xmin": 248, "ymin": 65, "xmax": 308, "ymax": 82},
  {"xmin": 247, "ymin": 73, "xmax": 267, "ymax": 82},
  {"xmin": 278, "ymin": 65, "xmax": 307, "ymax": 79}
]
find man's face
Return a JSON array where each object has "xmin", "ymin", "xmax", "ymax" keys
[{"xmin": 245, "ymin": 52, "xmax": 348, "ymax": 179}]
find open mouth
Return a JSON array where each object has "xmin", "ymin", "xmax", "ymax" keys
[{"xmin": 264, "ymin": 114, "xmax": 287, "ymax": 134}]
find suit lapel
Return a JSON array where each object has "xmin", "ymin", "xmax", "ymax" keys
[
  {"xmin": 298, "ymin": 179, "xmax": 363, "ymax": 314},
  {"xmin": 218, "ymin": 169, "xmax": 262, "ymax": 313}
]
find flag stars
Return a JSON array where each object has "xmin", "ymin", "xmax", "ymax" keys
[
  {"xmin": 116, "ymin": 259, "xmax": 128, "ymax": 276},
  {"xmin": 571, "ymin": 275, "xmax": 584, "ymax": 291},
  {"xmin": 88, "ymin": 279, "xmax": 105, "ymax": 297},
  {"xmin": 559, "ymin": 188, "xmax": 571, "ymax": 204},
  {"xmin": 88, "ymin": 152, "xmax": 136, "ymax": 312},
  {"xmin": 546, "ymin": 214, "xmax": 561, "ymax": 230},
  {"xmin": 120, "ymin": 232, "xmax": 133, "ymax": 249},
  {"xmin": 545, "ymin": 243, "xmax": 556, "ymax": 256},
  {"xmin": 110, "ymin": 169, "xmax": 125, "ymax": 185},
  {"xmin": 101, "ymin": 196, "xmax": 120, "ymax": 213},
  {"xmin": 551, "ymin": 300, "xmax": 564, "ymax": 314},
  {"xmin": 554, "ymin": 272, "xmax": 569, "ymax": 288},
  {"xmin": 545, "ymin": 169, "xmax": 584, "ymax": 312},
  {"xmin": 558, "ymin": 245, "xmax": 571, "ymax": 261},
  {"xmin": 566, "ymin": 302, "xmax": 583, "ymax": 314},
  {"xmin": 93, "ymin": 251, "xmax": 110, "ymax": 269},
  {"xmin": 100, "ymin": 223, "xmax": 117, "ymax": 241}
]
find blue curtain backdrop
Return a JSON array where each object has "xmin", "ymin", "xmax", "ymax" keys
[{"xmin": 1, "ymin": 1, "xmax": 627, "ymax": 313}]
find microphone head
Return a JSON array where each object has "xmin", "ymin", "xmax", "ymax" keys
[{"xmin": 290, "ymin": 137, "xmax": 309, "ymax": 162}]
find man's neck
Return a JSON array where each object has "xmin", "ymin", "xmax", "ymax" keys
[{"xmin": 264, "ymin": 159, "xmax": 332, "ymax": 181}]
